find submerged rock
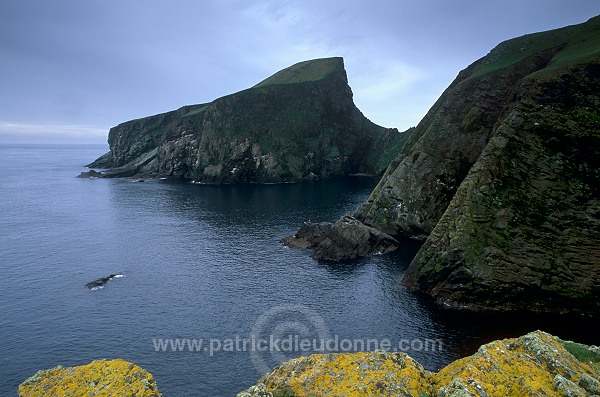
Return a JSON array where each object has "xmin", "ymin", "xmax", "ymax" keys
[
  {"xmin": 237, "ymin": 330, "xmax": 600, "ymax": 397},
  {"xmin": 85, "ymin": 57, "xmax": 409, "ymax": 183},
  {"xmin": 18, "ymin": 359, "xmax": 161, "ymax": 397}
]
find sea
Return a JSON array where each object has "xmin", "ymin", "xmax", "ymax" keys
[{"xmin": 0, "ymin": 144, "xmax": 597, "ymax": 397}]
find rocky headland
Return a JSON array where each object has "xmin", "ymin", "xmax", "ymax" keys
[
  {"xmin": 18, "ymin": 331, "xmax": 600, "ymax": 397},
  {"xmin": 286, "ymin": 16, "xmax": 600, "ymax": 317},
  {"xmin": 82, "ymin": 57, "xmax": 409, "ymax": 183}
]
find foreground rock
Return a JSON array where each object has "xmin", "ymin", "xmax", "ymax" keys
[
  {"xmin": 237, "ymin": 330, "xmax": 600, "ymax": 397},
  {"xmin": 18, "ymin": 359, "xmax": 161, "ymax": 397},
  {"xmin": 290, "ymin": 16, "xmax": 600, "ymax": 316},
  {"xmin": 86, "ymin": 57, "xmax": 409, "ymax": 183}
]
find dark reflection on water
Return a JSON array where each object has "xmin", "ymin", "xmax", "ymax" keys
[{"xmin": 0, "ymin": 145, "xmax": 598, "ymax": 397}]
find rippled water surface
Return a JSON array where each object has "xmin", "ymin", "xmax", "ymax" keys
[{"xmin": 1, "ymin": 144, "xmax": 597, "ymax": 396}]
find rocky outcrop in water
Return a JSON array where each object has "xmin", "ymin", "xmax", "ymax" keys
[
  {"xmin": 237, "ymin": 331, "xmax": 600, "ymax": 397},
  {"xmin": 311, "ymin": 215, "xmax": 399, "ymax": 260},
  {"xmin": 289, "ymin": 16, "xmax": 600, "ymax": 316},
  {"xmin": 18, "ymin": 359, "xmax": 161, "ymax": 397},
  {"xmin": 281, "ymin": 216, "xmax": 399, "ymax": 260},
  {"xmin": 280, "ymin": 222, "xmax": 333, "ymax": 249},
  {"xmin": 85, "ymin": 57, "xmax": 409, "ymax": 183}
]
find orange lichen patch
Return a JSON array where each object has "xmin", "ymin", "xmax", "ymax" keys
[
  {"xmin": 237, "ymin": 331, "xmax": 600, "ymax": 397},
  {"xmin": 432, "ymin": 331, "xmax": 598, "ymax": 397},
  {"xmin": 258, "ymin": 351, "xmax": 431, "ymax": 397},
  {"xmin": 18, "ymin": 358, "xmax": 161, "ymax": 397}
]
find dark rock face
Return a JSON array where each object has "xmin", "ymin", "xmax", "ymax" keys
[
  {"xmin": 403, "ymin": 62, "xmax": 600, "ymax": 316},
  {"xmin": 292, "ymin": 17, "xmax": 600, "ymax": 316},
  {"xmin": 311, "ymin": 215, "xmax": 399, "ymax": 260},
  {"xmin": 281, "ymin": 222, "xmax": 333, "ymax": 249},
  {"xmin": 86, "ymin": 57, "xmax": 409, "ymax": 183}
]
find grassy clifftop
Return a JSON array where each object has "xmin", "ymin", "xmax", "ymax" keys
[
  {"xmin": 470, "ymin": 15, "xmax": 600, "ymax": 79},
  {"xmin": 253, "ymin": 57, "xmax": 343, "ymax": 88}
]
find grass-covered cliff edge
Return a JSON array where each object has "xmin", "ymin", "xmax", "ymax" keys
[
  {"xmin": 18, "ymin": 331, "xmax": 600, "ymax": 397},
  {"xmin": 84, "ymin": 57, "xmax": 408, "ymax": 183},
  {"xmin": 290, "ymin": 16, "xmax": 600, "ymax": 317}
]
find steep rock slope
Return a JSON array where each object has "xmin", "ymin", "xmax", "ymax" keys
[
  {"xmin": 301, "ymin": 17, "xmax": 600, "ymax": 316},
  {"xmin": 355, "ymin": 16, "xmax": 600, "ymax": 239},
  {"xmin": 404, "ymin": 60, "xmax": 600, "ymax": 315},
  {"xmin": 237, "ymin": 331, "xmax": 600, "ymax": 397},
  {"xmin": 86, "ymin": 57, "xmax": 408, "ymax": 183}
]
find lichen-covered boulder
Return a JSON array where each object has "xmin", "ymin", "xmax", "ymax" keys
[
  {"xmin": 18, "ymin": 359, "xmax": 161, "ymax": 397},
  {"xmin": 237, "ymin": 331, "xmax": 600, "ymax": 397},
  {"xmin": 247, "ymin": 351, "xmax": 430, "ymax": 397},
  {"xmin": 434, "ymin": 331, "xmax": 599, "ymax": 397}
]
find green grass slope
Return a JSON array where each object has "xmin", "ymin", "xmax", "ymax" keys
[
  {"xmin": 471, "ymin": 15, "xmax": 600, "ymax": 79},
  {"xmin": 253, "ymin": 57, "xmax": 343, "ymax": 88}
]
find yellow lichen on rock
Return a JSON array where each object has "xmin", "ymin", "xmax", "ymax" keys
[
  {"xmin": 434, "ymin": 331, "xmax": 598, "ymax": 397},
  {"xmin": 257, "ymin": 351, "xmax": 431, "ymax": 397},
  {"xmin": 18, "ymin": 358, "xmax": 161, "ymax": 397},
  {"xmin": 237, "ymin": 331, "xmax": 600, "ymax": 397}
]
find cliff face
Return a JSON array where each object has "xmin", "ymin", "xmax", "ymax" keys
[
  {"xmin": 298, "ymin": 17, "xmax": 600, "ymax": 316},
  {"xmin": 238, "ymin": 331, "xmax": 600, "ymax": 397},
  {"xmin": 86, "ymin": 57, "xmax": 408, "ymax": 183},
  {"xmin": 403, "ymin": 61, "xmax": 600, "ymax": 315},
  {"xmin": 354, "ymin": 16, "xmax": 600, "ymax": 239}
]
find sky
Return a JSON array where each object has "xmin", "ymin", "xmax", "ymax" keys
[{"xmin": 1, "ymin": 1, "xmax": 599, "ymax": 144}]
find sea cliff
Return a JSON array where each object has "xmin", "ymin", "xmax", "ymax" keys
[
  {"xmin": 84, "ymin": 57, "xmax": 408, "ymax": 183},
  {"xmin": 288, "ymin": 16, "xmax": 600, "ymax": 316}
]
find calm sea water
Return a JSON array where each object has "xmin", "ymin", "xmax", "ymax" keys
[{"xmin": 0, "ymin": 144, "xmax": 597, "ymax": 397}]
